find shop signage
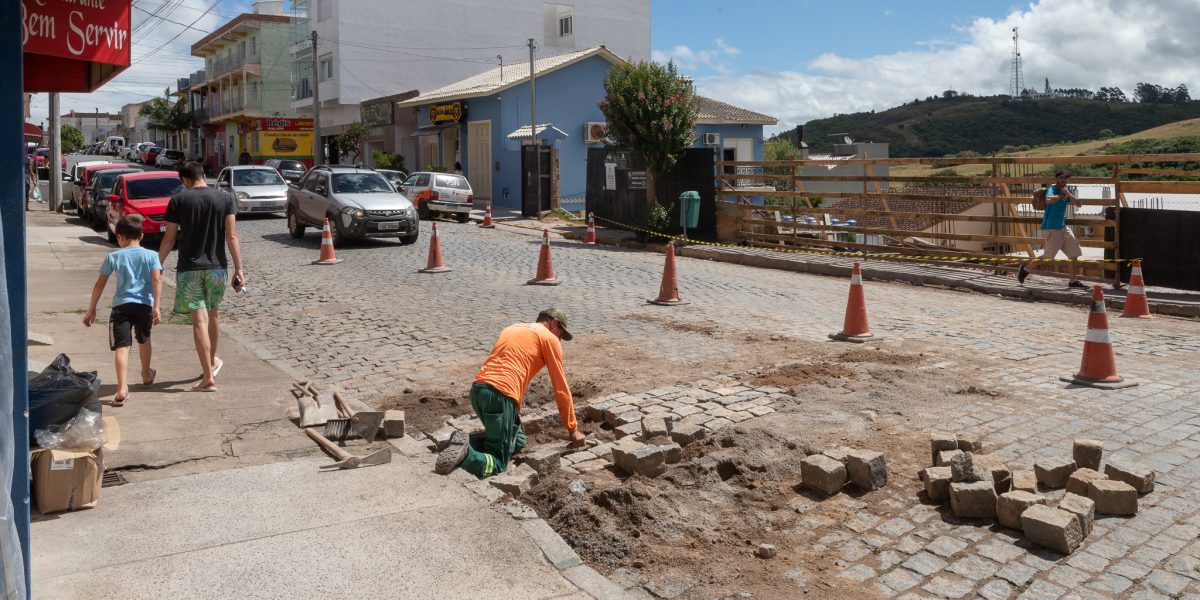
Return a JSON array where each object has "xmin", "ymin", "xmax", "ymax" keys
[
  {"xmin": 429, "ymin": 102, "xmax": 465, "ymax": 125},
  {"xmin": 22, "ymin": 0, "xmax": 133, "ymax": 92},
  {"xmin": 239, "ymin": 118, "xmax": 314, "ymax": 134},
  {"xmin": 361, "ymin": 101, "xmax": 394, "ymax": 128}
]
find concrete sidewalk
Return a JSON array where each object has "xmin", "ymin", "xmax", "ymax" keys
[{"xmin": 25, "ymin": 207, "xmax": 615, "ymax": 599}]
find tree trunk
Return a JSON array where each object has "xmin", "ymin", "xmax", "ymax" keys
[{"xmin": 645, "ymin": 169, "xmax": 657, "ymax": 207}]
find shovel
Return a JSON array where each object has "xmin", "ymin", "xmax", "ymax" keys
[{"xmin": 306, "ymin": 427, "xmax": 392, "ymax": 470}]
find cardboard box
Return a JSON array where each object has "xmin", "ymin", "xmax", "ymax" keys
[{"xmin": 32, "ymin": 416, "xmax": 121, "ymax": 514}]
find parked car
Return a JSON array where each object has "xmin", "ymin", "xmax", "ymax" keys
[
  {"xmin": 34, "ymin": 148, "xmax": 49, "ymax": 177},
  {"xmin": 263, "ymin": 158, "xmax": 307, "ymax": 184},
  {"xmin": 125, "ymin": 143, "xmax": 148, "ymax": 160},
  {"xmin": 398, "ymin": 171, "xmax": 474, "ymax": 223},
  {"xmin": 376, "ymin": 169, "xmax": 408, "ymax": 191},
  {"xmin": 217, "ymin": 165, "xmax": 289, "ymax": 214},
  {"xmin": 142, "ymin": 147, "xmax": 162, "ymax": 165},
  {"xmin": 155, "ymin": 149, "xmax": 184, "ymax": 169},
  {"xmin": 285, "ymin": 165, "xmax": 419, "ymax": 244},
  {"xmin": 67, "ymin": 162, "xmax": 120, "ymax": 215},
  {"xmin": 104, "ymin": 172, "xmax": 182, "ymax": 245},
  {"xmin": 82, "ymin": 167, "xmax": 140, "ymax": 226}
]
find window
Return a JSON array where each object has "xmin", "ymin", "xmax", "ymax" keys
[
  {"xmin": 126, "ymin": 177, "xmax": 183, "ymax": 200},
  {"xmin": 318, "ymin": 0, "xmax": 332, "ymax": 21},
  {"xmin": 249, "ymin": 36, "xmax": 257, "ymax": 56},
  {"xmin": 559, "ymin": 15, "xmax": 572, "ymax": 37},
  {"xmin": 319, "ymin": 54, "xmax": 333, "ymax": 81},
  {"xmin": 332, "ymin": 173, "xmax": 392, "ymax": 194},
  {"xmin": 234, "ymin": 169, "xmax": 284, "ymax": 186}
]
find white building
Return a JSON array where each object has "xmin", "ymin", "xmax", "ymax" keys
[
  {"xmin": 287, "ymin": 0, "xmax": 650, "ymax": 163},
  {"xmin": 60, "ymin": 110, "xmax": 123, "ymax": 144}
]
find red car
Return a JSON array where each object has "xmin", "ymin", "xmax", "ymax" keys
[
  {"xmin": 71, "ymin": 163, "xmax": 123, "ymax": 215},
  {"xmin": 105, "ymin": 172, "xmax": 182, "ymax": 244},
  {"xmin": 142, "ymin": 147, "xmax": 163, "ymax": 165}
]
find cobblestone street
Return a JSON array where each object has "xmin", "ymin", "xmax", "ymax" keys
[{"xmin": 215, "ymin": 217, "xmax": 1200, "ymax": 599}]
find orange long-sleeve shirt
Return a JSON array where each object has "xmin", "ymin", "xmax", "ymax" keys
[{"xmin": 474, "ymin": 322, "xmax": 577, "ymax": 432}]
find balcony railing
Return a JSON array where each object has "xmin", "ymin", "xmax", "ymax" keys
[
  {"xmin": 189, "ymin": 70, "xmax": 206, "ymax": 86},
  {"xmin": 294, "ymin": 78, "xmax": 313, "ymax": 101},
  {"xmin": 210, "ymin": 51, "xmax": 261, "ymax": 78},
  {"xmin": 207, "ymin": 95, "xmax": 262, "ymax": 120}
]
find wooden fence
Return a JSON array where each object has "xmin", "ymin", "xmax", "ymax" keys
[{"xmin": 716, "ymin": 154, "xmax": 1200, "ymax": 285}]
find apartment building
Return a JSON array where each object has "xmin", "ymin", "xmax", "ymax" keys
[
  {"xmin": 288, "ymin": 0, "xmax": 650, "ymax": 163},
  {"xmin": 60, "ymin": 111, "xmax": 122, "ymax": 144}
]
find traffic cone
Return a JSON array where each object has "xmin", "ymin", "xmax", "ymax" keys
[
  {"xmin": 829, "ymin": 262, "xmax": 879, "ymax": 342},
  {"xmin": 583, "ymin": 213, "xmax": 597, "ymax": 245},
  {"xmin": 311, "ymin": 218, "xmax": 343, "ymax": 265},
  {"xmin": 1060, "ymin": 285, "xmax": 1137, "ymax": 389},
  {"xmin": 648, "ymin": 241, "xmax": 687, "ymax": 306},
  {"xmin": 419, "ymin": 222, "xmax": 451, "ymax": 273},
  {"xmin": 527, "ymin": 229, "xmax": 561, "ymax": 285},
  {"xmin": 1120, "ymin": 260, "xmax": 1154, "ymax": 319},
  {"xmin": 479, "ymin": 202, "xmax": 495, "ymax": 229}
]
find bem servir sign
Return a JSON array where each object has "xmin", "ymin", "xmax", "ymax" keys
[{"xmin": 22, "ymin": 0, "xmax": 131, "ymax": 67}]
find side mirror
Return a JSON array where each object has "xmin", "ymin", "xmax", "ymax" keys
[
  {"xmin": 107, "ymin": 194, "xmax": 120, "ymax": 203},
  {"xmin": 63, "ymin": 174, "xmax": 73, "ymax": 182}
]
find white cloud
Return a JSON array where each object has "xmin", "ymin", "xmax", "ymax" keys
[
  {"xmin": 694, "ymin": 0, "xmax": 1200, "ymax": 135},
  {"xmin": 651, "ymin": 38, "xmax": 741, "ymax": 74}
]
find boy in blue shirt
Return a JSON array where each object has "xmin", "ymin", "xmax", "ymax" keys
[
  {"xmin": 1019, "ymin": 170, "xmax": 1085, "ymax": 289},
  {"xmin": 83, "ymin": 215, "xmax": 164, "ymax": 406}
]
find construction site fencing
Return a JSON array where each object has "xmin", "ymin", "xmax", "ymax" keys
[{"xmin": 717, "ymin": 154, "xmax": 1200, "ymax": 286}]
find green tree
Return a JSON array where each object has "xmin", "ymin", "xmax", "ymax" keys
[
  {"xmin": 763, "ymin": 137, "xmax": 803, "ymax": 191},
  {"xmin": 372, "ymin": 150, "xmax": 406, "ymax": 173},
  {"xmin": 138, "ymin": 88, "xmax": 192, "ymax": 138},
  {"xmin": 338, "ymin": 121, "xmax": 368, "ymax": 164},
  {"xmin": 598, "ymin": 60, "xmax": 698, "ymax": 205},
  {"xmin": 60, "ymin": 123, "xmax": 84, "ymax": 152}
]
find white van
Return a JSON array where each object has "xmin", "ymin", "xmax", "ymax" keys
[{"xmin": 105, "ymin": 136, "xmax": 125, "ymax": 156}]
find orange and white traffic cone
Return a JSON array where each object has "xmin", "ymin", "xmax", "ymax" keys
[
  {"xmin": 419, "ymin": 222, "xmax": 451, "ymax": 273},
  {"xmin": 479, "ymin": 202, "xmax": 495, "ymax": 229},
  {"xmin": 311, "ymin": 218, "xmax": 344, "ymax": 265},
  {"xmin": 583, "ymin": 212, "xmax": 597, "ymax": 245},
  {"xmin": 527, "ymin": 229, "xmax": 561, "ymax": 286},
  {"xmin": 1120, "ymin": 260, "xmax": 1154, "ymax": 319},
  {"xmin": 648, "ymin": 241, "xmax": 687, "ymax": 305},
  {"xmin": 1061, "ymin": 285, "xmax": 1137, "ymax": 389},
  {"xmin": 829, "ymin": 262, "xmax": 879, "ymax": 342}
]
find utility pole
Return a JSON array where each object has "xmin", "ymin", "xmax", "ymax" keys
[
  {"xmin": 528, "ymin": 38, "xmax": 539, "ymax": 214},
  {"xmin": 49, "ymin": 94, "xmax": 62, "ymax": 212},
  {"xmin": 311, "ymin": 30, "xmax": 322, "ymax": 166},
  {"xmin": 94, "ymin": 106, "xmax": 99, "ymax": 145}
]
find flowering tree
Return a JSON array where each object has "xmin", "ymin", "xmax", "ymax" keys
[{"xmin": 598, "ymin": 60, "xmax": 698, "ymax": 205}]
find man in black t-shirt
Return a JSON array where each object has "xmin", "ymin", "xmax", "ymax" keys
[{"xmin": 158, "ymin": 161, "xmax": 245, "ymax": 392}]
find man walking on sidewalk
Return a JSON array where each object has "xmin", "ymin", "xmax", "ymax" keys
[
  {"xmin": 436, "ymin": 308, "xmax": 586, "ymax": 477},
  {"xmin": 158, "ymin": 161, "xmax": 246, "ymax": 391},
  {"xmin": 1019, "ymin": 170, "xmax": 1085, "ymax": 289}
]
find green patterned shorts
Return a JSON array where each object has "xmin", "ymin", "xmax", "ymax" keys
[{"xmin": 174, "ymin": 269, "xmax": 227, "ymax": 314}]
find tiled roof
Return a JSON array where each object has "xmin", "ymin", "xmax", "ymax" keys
[
  {"xmin": 398, "ymin": 47, "xmax": 624, "ymax": 107},
  {"xmin": 696, "ymin": 96, "xmax": 777, "ymax": 125}
]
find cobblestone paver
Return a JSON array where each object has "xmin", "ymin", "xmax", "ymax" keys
[{"xmin": 218, "ymin": 218, "xmax": 1200, "ymax": 598}]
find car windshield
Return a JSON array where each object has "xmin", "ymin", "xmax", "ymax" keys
[
  {"xmin": 36, "ymin": 149, "xmax": 48, "ymax": 157},
  {"xmin": 381, "ymin": 172, "xmax": 405, "ymax": 184},
  {"xmin": 277, "ymin": 160, "xmax": 304, "ymax": 170},
  {"xmin": 332, "ymin": 173, "xmax": 392, "ymax": 194},
  {"xmin": 234, "ymin": 169, "xmax": 285, "ymax": 186},
  {"xmin": 126, "ymin": 177, "xmax": 182, "ymax": 199},
  {"xmin": 96, "ymin": 171, "xmax": 131, "ymax": 189},
  {"xmin": 164, "ymin": 150, "xmax": 183, "ymax": 158},
  {"xmin": 435, "ymin": 174, "xmax": 470, "ymax": 190}
]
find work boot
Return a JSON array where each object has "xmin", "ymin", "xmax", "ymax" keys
[
  {"xmin": 1017, "ymin": 263, "xmax": 1029, "ymax": 284},
  {"xmin": 434, "ymin": 431, "xmax": 469, "ymax": 475},
  {"xmin": 1068, "ymin": 280, "xmax": 1086, "ymax": 289}
]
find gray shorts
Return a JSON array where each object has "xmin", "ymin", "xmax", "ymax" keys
[{"xmin": 1040, "ymin": 228, "xmax": 1082, "ymax": 259}]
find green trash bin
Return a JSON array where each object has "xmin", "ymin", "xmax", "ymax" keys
[{"xmin": 679, "ymin": 191, "xmax": 701, "ymax": 229}]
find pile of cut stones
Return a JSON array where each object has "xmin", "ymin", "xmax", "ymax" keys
[
  {"xmin": 921, "ymin": 432, "xmax": 1155, "ymax": 554},
  {"xmin": 801, "ymin": 446, "xmax": 889, "ymax": 496}
]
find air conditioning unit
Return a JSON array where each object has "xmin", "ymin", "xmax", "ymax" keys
[
  {"xmin": 584, "ymin": 122, "xmax": 609, "ymax": 144},
  {"xmin": 704, "ymin": 132, "xmax": 721, "ymax": 145}
]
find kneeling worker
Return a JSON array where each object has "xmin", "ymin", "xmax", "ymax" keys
[{"xmin": 436, "ymin": 308, "xmax": 586, "ymax": 477}]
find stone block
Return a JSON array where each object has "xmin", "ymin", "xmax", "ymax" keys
[
  {"xmin": 1021, "ymin": 504, "xmax": 1084, "ymax": 555},
  {"xmin": 936, "ymin": 449, "xmax": 963, "ymax": 467},
  {"xmin": 668, "ymin": 423, "xmax": 706, "ymax": 446},
  {"xmin": 956, "ymin": 435, "xmax": 983, "ymax": 453},
  {"xmin": 822, "ymin": 446, "xmax": 855, "ymax": 464},
  {"xmin": 614, "ymin": 423, "xmax": 642, "ymax": 440},
  {"xmin": 431, "ymin": 426, "xmax": 457, "ymax": 451},
  {"xmin": 382, "ymin": 410, "xmax": 406, "ymax": 438},
  {"xmin": 641, "ymin": 416, "xmax": 671, "ymax": 439},
  {"xmin": 489, "ymin": 464, "xmax": 539, "ymax": 497},
  {"xmin": 1087, "ymin": 480, "xmax": 1138, "ymax": 515},
  {"xmin": 950, "ymin": 452, "xmax": 992, "ymax": 483},
  {"xmin": 922, "ymin": 467, "xmax": 952, "ymax": 502},
  {"xmin": 1012, "ymin": 470, "xmax": 1038, "ymax": 493},
  {"xmin": 609, "ymin": 410, "xmax": 642, "ymax": 428},
  {"xmin": 612, "ymin": 443, "xmax": 666, "ymax": 478},
  {"xmin": 931, "ymin": 432, "xmax": 958, "ymax": 464},
  {"xmin": 802, "ymin": 454, "xmax": 847, "ymax": 496},
  {"xmin": 583, "ymin": 402, "xmax": 611, "ymax": 423},
  {"xmin": 523, "ymin": 446, "xmax": 562, "ymax": 477},
  {"xmin": 1104, "ymin": 461, "xmax": 1155, "ymax": 494},
  {"xmin": 977, "ymin": 456, "xmax": 1011, "ymax": 494},
  {"xmin": 997, "ymin": 491, "xmax": 1046, "ymax": 531},
  {"xmin": 1034, "ymin": 457, "xmax": 1077, "ymax": 489},
  {"xmin": 756, "ymin": 544, "xmax": 777, "ymax": 559},
  {"xmin": 1065, "ymin": 468, "xmax": 1107, "ymax": 497},
  {"xmin": 950, "ymin": 481, "xmax": 998, "ymax": 519},
  {"xmin": 1058, "ymin": 493, "xmax": 1095, "ymax": 537},
  {"xmin": 1072, "ymin": 439, "xmax": 1104, "ymax": 472},
  {"xmin": 846, "ymin": 450, "xmax": 888, "ymax": 491},
  {"xmin": 653, "ymin": 441, "xmax": 682, "ymax": 464}
]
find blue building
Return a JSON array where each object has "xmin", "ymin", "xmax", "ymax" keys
[{"xmin": 397, "ymin": 46, "xmax": 776, "ymax": 211}]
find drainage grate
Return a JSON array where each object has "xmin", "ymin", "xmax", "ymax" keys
[{"xmin": 101, "ymin": 471, "xmax": 127, "ymax": 488}]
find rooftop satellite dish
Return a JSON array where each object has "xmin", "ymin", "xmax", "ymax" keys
[{"xmin": 843, "ymin": 136, "xmax": 854, "ymax": 145}]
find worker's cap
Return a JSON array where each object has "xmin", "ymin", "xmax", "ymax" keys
[
  {"xmin": 1054, "ymin": 169, "xmax": 1070, "ymax": 178},
  {"xmin": 538, "ymin": 308, "xmax": 573, "ymax": 341}
]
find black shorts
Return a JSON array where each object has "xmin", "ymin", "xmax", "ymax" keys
[{"xmin": 109, "ymin": 303, "xmax": 153, "ymax": 350}]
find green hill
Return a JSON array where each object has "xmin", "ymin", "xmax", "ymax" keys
[{"xmin": 790, "ymin": 96, "xmax": 1200, "ymax": 157}]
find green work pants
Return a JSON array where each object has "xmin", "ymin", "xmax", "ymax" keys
[{"xmin": 459, "ymin": 383, "xmax": 526, "ymax": 478}]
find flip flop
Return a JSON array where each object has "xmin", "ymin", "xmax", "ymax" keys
[
  {"xmin": 189, "ymin": 384, "xmax": 218, "ymax": 393},
  {"xmin": 112, "ymin": 394, "xmax": 128, "ymax": 407},
  {"xmin": 212, "ymin": 357, "xmax": 224, "ymax": 378},
  {"xmin": 141, "ymin": 368, "xmax": 157, "ymax": 386}
]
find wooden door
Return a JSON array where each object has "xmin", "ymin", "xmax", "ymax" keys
[{"xmin": 467, "ymin": 120, "xmax": 491, "ymax": 200}]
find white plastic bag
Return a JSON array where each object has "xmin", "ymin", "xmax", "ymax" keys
[{"xmin": 34, "ymin": 408, "xmax": 105, "ymax": 450}]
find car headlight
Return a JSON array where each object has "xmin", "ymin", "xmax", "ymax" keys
[
  {"xmin": 341, "ymin": 207, "xmax": 365, "ymax": 218},
  {"xmin": 406, "ymin": 206, "xmax": 417, "ymax": 217},
  {"xmin": 236, "ymin": 191, "xmax": 250, "ymax": 200}
]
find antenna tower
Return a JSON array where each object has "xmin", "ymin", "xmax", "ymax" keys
[{"xmin": 1009, "ymin": 27, "xmax": 1025, "ymax": 98}]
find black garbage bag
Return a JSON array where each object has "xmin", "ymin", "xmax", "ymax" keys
[{"xmin": 29, "ymin": 354, "xmax": 102, "ymax": 438}]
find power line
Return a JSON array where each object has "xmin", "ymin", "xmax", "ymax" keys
[{"xmin": 137, "ymin": 0, "xmax": 226, "ymax": 62}]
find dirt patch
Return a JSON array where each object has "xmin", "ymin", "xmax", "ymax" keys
[
  {"xmin": 835, "ymin": 348, "xmax": 924, "ymax": 367},
  {"xmin": 751, "ymin": 362, "xmax": 856, "ymax": 388},
  {"xmin": 622, "ymin": 313, "xmax": 720, "ymax": 336}
]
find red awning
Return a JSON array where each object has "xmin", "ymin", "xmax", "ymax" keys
[{"xmin": 23, "ymin": 122, "xmax": 44, "ymax": 143}]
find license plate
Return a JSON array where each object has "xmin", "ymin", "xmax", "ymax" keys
[
  {"xmin": 377, "ymin": 221, "xmax": 400, "ymax": 231},
  {"xmin": 160, "ymin": 224, "xmax": 167, "ymax": 232}
]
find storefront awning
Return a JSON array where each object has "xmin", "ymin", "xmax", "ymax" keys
[
  {"xmin": 506, "ymin": 124, "xmax": 569, "ymax": 140},
  {"xmin": 409, "ymin": 124, "xmax": 454, "ymax": 137}
]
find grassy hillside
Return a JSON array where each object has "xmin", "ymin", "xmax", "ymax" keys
[{"xmin": 790, "ymin": 96, "xmax": 1200, "ymax": 157}]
